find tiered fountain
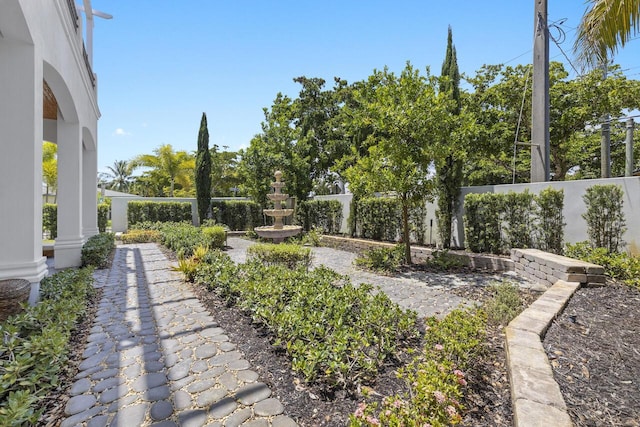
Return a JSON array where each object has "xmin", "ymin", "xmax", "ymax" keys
[{"xmin": 254, "ymin": 171, "xmax": 302, "ymax": 243}]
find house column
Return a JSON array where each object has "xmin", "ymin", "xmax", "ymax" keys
[
  {"xmin": 55, "ymin": 120, "xmax": 84, "ymax": 268},
  {"xmin": 0, "ymin": 41, "xmax": 48, "ymax": 300},
  {"xmin": 82, "ymin": 145, "xmax": 99, "ymax": 237}
]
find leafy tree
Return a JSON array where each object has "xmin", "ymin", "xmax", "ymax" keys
[
  {"xmin": 131, "ymin": 144, "xmax": 195, "ymax": 197},
  {"xmin": 238, "ymin": 93, "xmax": 309, "ymax": 206},
  {"xmin": 464, "ymin": 62, "xmax": 640, "ymax": 184},
  {"xmin": 101, "ymin": 159, "xmax": 134, "ymax": 192},
  {"xmin": 436, "ymin": 26, "xmax": 465, "ymax": 248},
  {"xmin": 575, "ymin": 0, "xmax": 640, "ymax": 69},
  {"xmin": 344, "ymin": 63, "xmax": 453, "ymax": 264},
  {"xmin": 195, "ymin": 113, "xmax": 212, "ymax": 223},
  {"xmin": 42, "ymin": 141, "xmax": 57, "ymax": 202},
  {"xmin": 210, "ymin": 146, "xmax": 241, "ymax": 196}
]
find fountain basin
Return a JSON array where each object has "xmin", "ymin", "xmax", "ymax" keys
[
  {"xmin": 254, "ymin": 225, "xmax": 303, "ymax": 243},
  {"xmin": 263, "ymin": 208, "xmax": 294, "ymax": 217}
]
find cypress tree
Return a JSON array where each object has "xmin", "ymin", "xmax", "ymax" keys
[
  {"xmin": 436, "ymin": 26, "xmax": 463, "ymax": 248},
  {"xmin": 195, "ymin": 112, "xmax": 212, "ymax": 224}
]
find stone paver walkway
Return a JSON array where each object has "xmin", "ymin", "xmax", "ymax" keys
[
  {"xmin": 63, "ymin": 243, "xmax": 296, "ymax": 427},
  {"xmin": 63, "ymin": 238, "xmax": 537, "ymax": 426},
  {"xmin": 226, "ymin": 237, "xmax": 536, "ymax": 318}
]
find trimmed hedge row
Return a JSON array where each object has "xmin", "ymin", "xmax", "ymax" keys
[
  {"xmin": 43, "ymin": 204, "xmax": 57, "ymax": 239},
  {"xmin": 211, "ymin": 200, "xmax": 262, "ymax": 231},
  {"xmin": 463, "ymin": 188, "xmax": 564, "ymax": 254},
  {"xmin": 127, "ymin": 201, "xmax": 192, "ymax": 226},
  {"xmin": 348, "ymin": 197, "xmax": 427, "ymax": 244},
  {"xmin": 295, "ymin": 200, "xmax": 343, "ymax": 234}
]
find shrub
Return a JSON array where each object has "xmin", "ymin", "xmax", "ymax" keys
[
  {"xmin": 81, "ymin": 233, "xmax": 115, "ymax": 268},
  {"xmin": 463, "ymin": 188, "xmax": 565, "ymax": 254},
  {"xmin": 424, "ymin": 249, "xmax": 465, "ymax": 271},
  {"xmin": 121, "ymin": 229, "xmax": 162, "ymax": 243},
  {"xmin": 211, "ymin": 200, "xmax": 262, "ymax": 231},
  {"xmin": 350, "ymin": 308, "xmax": 486, "ymax": 426},
  {"xmin": 463, "ymin": 193, "xmax": 503, "ymax": 253},
  {"xmin": 158, "ymin": 222, "xmax": 207, "ymax": 258},
  {"xmin": 196, "ymin": 259, "xmax": 419, "ymax": 390},
  {"xmin": 42, "ymin": 204, "xmax": 57, "ymax": 239},
  {"xmin": 127, "ymin": 201, "xmax": 192, "ymax": 226},
  {"xmin": 295, "ymin": 200, "xmax": 343, "ymax": 234},
  {"xmin": 566, "ymin": 241, "xmax": 640, "ymax": 288},
  {"xmin": 355, "ymin": 244, "xmax": 405, "ymax": 273},
  {"xmin": 355, "ymin": 197, "xmax": 401, "ymax": 242},
  {"xmin": 484, "ymin": 280, "xmax": 524, "ymax": 325},
  {"xmin": 0, "ymin": 268, "xmax": 94, "ymax": 425},
  {"xmin": 502, "ymin": 191, "xmax": 535, "ymax": 249},
  {"xmin": 173, "ymin": 246, "xmax": 209, "ymax": 282},
  {"xmin": 536, "ymin": 187, "xmax": 564, "ymax": 254},
  {"xmin": 246, "ymin": 243, "xmax": 312, "ymax": 270},
  {"xmin": 582, "ymin": 184, "xmax": 626, "ymax": 253},
  {"xmin": 300, "ymin": 227, "xmax": 322, "ymax": 247},
  {"xmin": 97, "ymin": 203, "xmax": 110, "ymax": 233},
  {"xmin": 202, "ymin": 226, "xmax": 227, "ymax": 249}
]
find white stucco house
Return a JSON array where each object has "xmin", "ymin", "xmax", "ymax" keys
[{"xmin": 1, "ymin": 1, "xmax": 105, "ymax": 297}]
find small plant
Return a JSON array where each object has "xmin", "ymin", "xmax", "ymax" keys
[
  {"xmin": 355, "ymin": 244, "xmax": 405, "ymax": 273},
  {"xmin": 202, "ymin": 225, "xmax": 227, "ymax": 249},
  {"xmin": 173, "ymin": 245, "xmax": 208, "ymax": 282},
  {"xmin": 566, "ymin": 241, "xmax": 640, "ymax": 288},
  {"xmin": 484, "ymin": 280, "xmax": 524, "ymax": 325},
  {"xmin": 300, "ymin": 227, "xmax": 322, "ymax": 247},
  {"xmin": 246, "ymin": 243, "xmax": 312, "ymax": 270},
  {"xmin": 81, "ymin": 233, "xmax": 115, "ymax": 268},
  {"xmin": 121, "ymin": 229, "xmax": 161, "ymax": 243},
  {"xmin": 425, "ymin": 249, "xmax": 464, "ymax": 271},
  {"xmin": 0, "ymin": 268, "xmax": 95, "ymax": 425},
  {"xmin": 350, "ymin": 308, "xmax": 486, "ymax": 426}
]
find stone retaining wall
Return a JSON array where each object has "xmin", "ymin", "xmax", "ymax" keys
[
  {"xmin": 511, "ymin": 248, "xmax": 605, "ymax": 288},
  {"xmin": 319, "ymin": 235, "xmax": 514, "ymax": 271}
]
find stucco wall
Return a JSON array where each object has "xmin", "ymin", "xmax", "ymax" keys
[
  {"xmin": 454, "ymin": 177, "xmax": 640, "ymax": 254},
  {"xmin": 318, "ymin": 177, "xmax": 640, "ymax": 254}
]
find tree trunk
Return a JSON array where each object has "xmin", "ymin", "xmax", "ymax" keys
[{"xmin": 401, "ymin": 199, "xmax": 412, "ymax": 264}]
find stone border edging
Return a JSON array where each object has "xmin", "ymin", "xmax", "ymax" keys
[
  {"xmin": 319, "ymin": 235, "xmax": 514, "ymax": 271},
  {"xmin": 511, "ymin": 248, "xmax": 605, "ymax": 289},
  {"xmin": 506, "ymin": 279, "xmax": 580, "ymax": 427}
]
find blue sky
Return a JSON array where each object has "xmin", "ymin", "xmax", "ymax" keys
[{"xmin": 91, "ymin": 1, "xmax": 640, "ymax": 173}]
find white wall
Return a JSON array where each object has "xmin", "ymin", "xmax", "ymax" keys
[{"xmin": 454, "ymin": 177, "xmax": 640, "ymax": 254}]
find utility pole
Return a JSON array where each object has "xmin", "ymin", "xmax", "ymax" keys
[
  {"xmin": 625, "ymin": 118, "xmax": 635, "ymax": 176},
  {"xmin": 601, "ymin": 62, "xmax": 611, "ymax": 178},
  {"xmin": 531, "ymin": 0, "xmax": 550, "ymax": 182}
]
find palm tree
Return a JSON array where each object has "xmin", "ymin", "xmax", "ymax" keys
[
  {"xmin": 574, "ymin": 0, "xmax": 640, "ymax": 69},
  {"xmin": 131, "ymin": 144, "xmax": 195, "ymax": 197},
  {"xmin": 103, "ymin": 159, "xmax": 134, "ymax": 192}
]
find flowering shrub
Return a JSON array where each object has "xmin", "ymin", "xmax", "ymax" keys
[{"xmin": 350, "ymin": 308, "xmax": 486, "ymax": 426}]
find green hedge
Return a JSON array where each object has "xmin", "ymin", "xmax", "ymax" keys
[
  {"xmin": 98, "ymin": 203, "xmax": 109, "ymax": 233},
  {"xmin": 349, "ymin": 197, "xmax": 427, "ymax": 244},
  {"xmin": 81, "ymin": 233, "xmax": 115, "ymax": 268},
  {"xmin": 247, "ymin": 242, "xmax": 312, "ymax": 270},
  {"xmin": 0, "ymin": 268, "xmax": 95, "ymax": 425},
  {"xmin": 127, "ymin": 201, "xmax": 193, "ymax": 226},
  {"xmin": 295, "ymin": 200, "xmax": 343, "ymax": 234},
  {"xmin": 43, "ymin": 204, "xmax": 57, "ymax": 239},
  {"xmin": 463, "ymin": 188, "xmax": 564, "ymax": 254},
  {"xmin": 211, "ymin": 200, "xmax": 262, "ymax": 231}
]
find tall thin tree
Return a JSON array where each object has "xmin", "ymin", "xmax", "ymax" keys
[
  {"xmin": 195, "ymin": 113, "xmax": 212, "ymax": 224},
  {"xmin": 436, "ymin": 26, "xmax": 463, "ymax": 248}
]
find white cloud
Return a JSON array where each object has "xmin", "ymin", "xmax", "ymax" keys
[{"xmin": 113, "ymin": 128, "xmax": 131, "ymax": 136}]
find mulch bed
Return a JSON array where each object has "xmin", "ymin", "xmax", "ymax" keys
[
  {"xmin": 543, "ymin": 282, "xmax": 640, "ymax": 427},
  {"xmin": 38, "ymin": 246, "xmax": 640, "ymax": 427}
]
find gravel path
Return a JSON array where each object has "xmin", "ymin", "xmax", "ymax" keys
[{"xmin": 226, "ymin": 237, "xmax": 536, "ymax": 318}]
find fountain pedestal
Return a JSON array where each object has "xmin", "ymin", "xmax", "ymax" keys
[{"xmin": 254, "ymin": 171, "xmax": 302, "ymax": 243}]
